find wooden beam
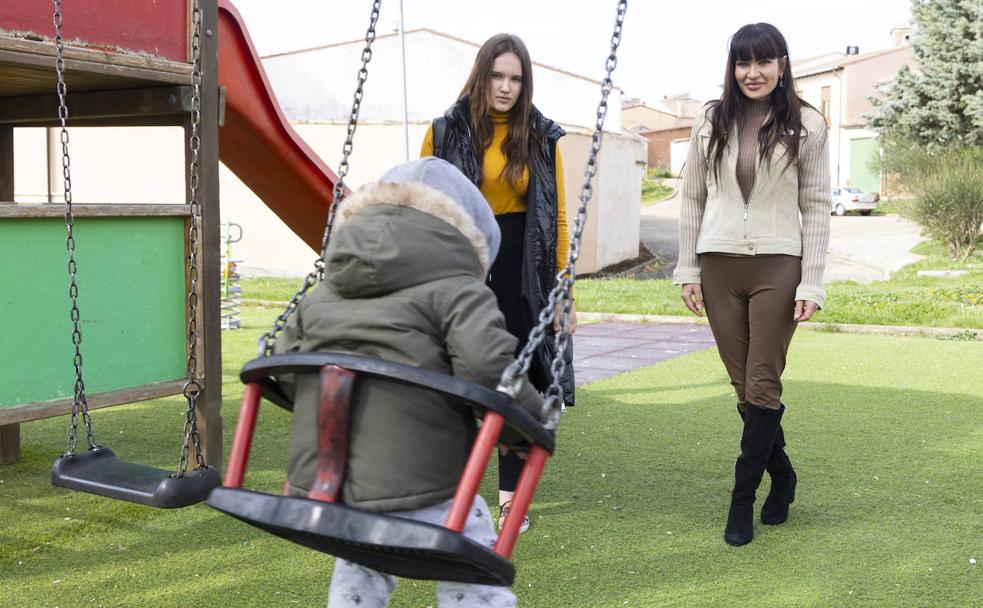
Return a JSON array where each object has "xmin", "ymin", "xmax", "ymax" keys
[
  {"xmin": 0, "ymin": 203, "xmax": 192, "ymax": 218},
  {"xmin": 0, "ymin": 37, "xmax": 192, "ymax": 76},
  {"xmin": 187, "ymin": 0, "xmax": 224, "ymax": 472},
  {"xmin": 0, "ymin": 126, "xmax": 12, "ymax": 202},
  {"xmin": 0, "ymin": 424, "xmax": 20, "ymax": 463},
  {"xmin": 0, "ymin": 380, "xmax": 187, "ymax": 426},
  {"xmin": 0, "ymin": 86, "xmax": 193, "ymax": 127}
]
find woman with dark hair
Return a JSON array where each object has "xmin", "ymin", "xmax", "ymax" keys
[
  {"xmin": 421, "ymin": 33, "xmax": 575, "ymax": 534},
  {"xmin": 672, "ymin": 23, "xmax": 831, "ymax": 546}
]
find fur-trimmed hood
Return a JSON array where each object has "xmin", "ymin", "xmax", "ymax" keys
[{"xmin": 325, "ymin": 175, "xmax": 497, "ymax": 299}]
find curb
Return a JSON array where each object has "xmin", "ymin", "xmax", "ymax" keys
[{"xmin": 576, "ymin": 312, "xmax": 982, "ymax": 340}]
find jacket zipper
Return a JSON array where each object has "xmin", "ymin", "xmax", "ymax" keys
[{"xmin": 743, "ymin": 204, "xmax": 749, "ymax": 240}]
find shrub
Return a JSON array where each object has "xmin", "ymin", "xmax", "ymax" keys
[
  {"xmin": 903, "ymin": 147, "xmax": 983, "ymax": 261},
  {"xmin": 646, "ymin": 167, "xmax": 674, "ymax": 180}
]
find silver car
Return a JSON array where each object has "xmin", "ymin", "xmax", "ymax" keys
[{"xmin": 831, "ymin": 187, "xmax": 877, "ymax": 216}]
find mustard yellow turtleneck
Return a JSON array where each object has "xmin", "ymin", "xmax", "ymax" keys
[{"xmin": 420, "ymin": 110, "xmax": 570, "ymax": 274}]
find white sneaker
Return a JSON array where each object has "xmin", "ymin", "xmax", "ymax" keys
[{"xmin": 498, "ymin": 500, "xmax": 530, "ymax": 533}]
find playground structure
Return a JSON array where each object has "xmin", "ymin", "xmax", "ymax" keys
[
  {"xmin": 0, "ymin": 0, "xmax": 224, "ymax": 468},
  {"xmin": 0, "ymin": 0, "xmax": 348, "ymax": 466},
  {"xmin": 1, "ymin": 0, "xmax": 625, "ymax": 586}
]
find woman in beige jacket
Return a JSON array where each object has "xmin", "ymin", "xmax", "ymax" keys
[{"xmin": 672, "ymin": 22, "xmax": 831, "ymax": 547}]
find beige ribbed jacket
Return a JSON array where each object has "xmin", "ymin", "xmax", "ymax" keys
[{"xmin": 672, "ymin": 105, "xmax": 832, "ymax": 307}]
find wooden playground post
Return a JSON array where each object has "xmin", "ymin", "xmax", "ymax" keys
[
  {"xmin": 190, "ymin": 0, "xmax": 224, "ymax": 470},
  {"xmin": 0, "ymin": 125, "xmax": 18, "ymax": 463}
]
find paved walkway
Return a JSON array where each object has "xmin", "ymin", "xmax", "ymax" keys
[
  {"xmin": 572, "ymin": 322, "xmax": 716, "ymax": 386},
  {"xmin": 639, "ymin": 192, "xmax": 927, "ymax": 283}
]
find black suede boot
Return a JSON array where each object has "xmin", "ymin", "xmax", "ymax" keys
[
  {"xmin": 760, "ymin": 418, "xmax": 796, "ymax": 525},
  {"xmin": 724, "ymin": 404, "xmax": 783, "ymax": 546},
  {"xmin": 736, "ymin": 404, "xmax": 797, "ymax": 526}
]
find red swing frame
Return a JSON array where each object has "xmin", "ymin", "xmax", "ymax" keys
[{"xmin": 223, "ymin": 360, "xmax": 551, "ymax": 561}]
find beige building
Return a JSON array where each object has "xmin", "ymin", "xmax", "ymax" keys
[
  {"xmin": 12, "ymin": 29, "xmax": 645, "ymax": 277},
  {"xmin": 793, "ymin": 24, "xmax": 916, "ymax": 193},
  {"xmin": 623, "ymin": 95, "xmax": 702, "ymax": 175},
  {"xmin": 622, "ymin": 100, "xmax": 679, "ymax": 133},
  {"xmin": 239, "ymin": 28, "xmax": 644, "ymax": 276}
]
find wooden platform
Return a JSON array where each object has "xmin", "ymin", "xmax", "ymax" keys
[{"xmin": 0, "ymin": 35, "xmax": 192, "ymax": 98}]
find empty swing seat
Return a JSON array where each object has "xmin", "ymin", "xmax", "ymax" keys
[
  {"xmin": 207, "ymin": 352, "xmax": 555, "ymax": 586},
  {"xmin": 52, "ymin": 447, "xmax": 221, "ymax": 509}
]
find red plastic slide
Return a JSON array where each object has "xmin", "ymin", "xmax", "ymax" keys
[{"xmin": 217, "ymin": 0, "xmax": 342, "ymax": 251}]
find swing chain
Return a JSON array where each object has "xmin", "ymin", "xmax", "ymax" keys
[
  {"xmin": 179, "ymin": 0, "xmax": 206, "ymax": 474},
  {"xmin": 258, "ymin": 0, "xmax": 382, "ymax": 357},
  {"xmin": 53, "ymin": 0, "xmax": 97, "ymax": 456},
  {"xmin": 320, "ymin": 0, "xmax": 382, "ymax": 277},
  {"xmin": 498, "ymin": 0, "xmax": 627, "ymax": 430}
]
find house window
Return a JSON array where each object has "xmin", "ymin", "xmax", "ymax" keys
[{"xmin": 821, "ymin": 86, "xmax": 832, "ymax": 125}]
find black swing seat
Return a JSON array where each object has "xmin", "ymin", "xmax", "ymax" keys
[
  {"xmin": 208, "ymin": 488, "xmax": 515, "ymax": 586},
  {"xmin": 207, "ymin": 351, "xmax": 555, "ymax": 586},
  {"xmin": 235, "ymin": 351, "xmax": 555, "ymax": 450},
  {"xmin": 52, "ymin": 446, "xmax": 221, "ymax": 509}
]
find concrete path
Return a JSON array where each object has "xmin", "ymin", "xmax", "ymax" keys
[
  {"xmin": 572, "ymin": 322, "xmax": 716, "ymax": 386},
  {"xmin": 638, "ymin": 193, "xmax": 680, "ymax": 279},
  {"xmin": 639, "ymin": 192, "xmax": 927, "ymax": 283}
]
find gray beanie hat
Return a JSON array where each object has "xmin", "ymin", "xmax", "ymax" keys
[{"xmin": 379, "ymin": 157, "xmax": 500, "ymax": 264}]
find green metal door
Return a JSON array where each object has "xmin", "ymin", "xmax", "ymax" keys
[{"xmin": 850, "ymin": 137, "xmax": 880, "ymax": 194}]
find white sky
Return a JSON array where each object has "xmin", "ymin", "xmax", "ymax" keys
[{"xmin": 230, "ymin": 0, "xmax": 912, "ymax": 104}]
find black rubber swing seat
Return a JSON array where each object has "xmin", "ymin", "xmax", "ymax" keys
[
  {"xmin": 208, "ymin": 488, "xmax": 515, "ymax": 585},
  {"xmin": 207, "ymin": 351, "xmax": 555, "ymax": 586},
  {"xmin": 52, "ymin": 446, "xmax": 221, "ymax": 509}
]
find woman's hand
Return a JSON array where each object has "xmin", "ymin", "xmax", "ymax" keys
[
  {"xmin": 680, "ymin": 283, "xmax": 704, "ymax": 316},
  {"xmin": 554, "ymin": 300, "xmax": 578, "ymax": 334},
  {"xmin": 794, "ymin": 300, "xmax": 819, "ymax": 322}
]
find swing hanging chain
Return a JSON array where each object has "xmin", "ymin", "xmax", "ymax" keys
[
  {"xmin": 498, "ymin": 0, "xmax": 627, "ymax": 430},
  {"xmin": 258, "ymin": 0, "xmax": 382, "ymax": 358},
  {"xmin": 321, "ymin": 0, "xmax": 381, "ymax": 274},
  {"xmin": 178, "ymin": 0, "xmax": 207, "ymax": 475},
  {"xmin": 53, "ymin": 0, "xmax": 97, "ymax": 456}
]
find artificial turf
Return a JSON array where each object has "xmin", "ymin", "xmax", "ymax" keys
[{"xmin": 1, "ymin": 307, "xmax": 980, "ymax": 607}]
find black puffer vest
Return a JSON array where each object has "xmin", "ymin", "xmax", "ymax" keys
[{"xmin": 432, "ymin": 98, "xmax": 574, "ymax": 403}]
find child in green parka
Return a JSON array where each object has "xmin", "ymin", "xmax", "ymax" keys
[{"xmin": 275, "ymin": 157, "xmax": 546, "ymax": 607}]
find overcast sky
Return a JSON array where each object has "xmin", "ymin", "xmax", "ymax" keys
[{"xmin": 231, "ymin": 0, "xmax": 913, "ymax": 104}]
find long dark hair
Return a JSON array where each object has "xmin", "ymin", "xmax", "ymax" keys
[
  {"xmin": 458, "ymin": 34, "xmax": 534, "ymax": 188},
  {"xmin": 706, "ymin": 23, "xmax": 809, "ymax": 181}
]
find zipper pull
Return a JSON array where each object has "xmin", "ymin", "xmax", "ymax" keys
[{"xmin": 743, "ymin": 208, "xmax": 748, "ymax": 221}]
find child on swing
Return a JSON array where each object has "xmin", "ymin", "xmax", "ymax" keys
[{"xmin": 275, "ymin": 157, "xmax": 545, "ymax": 608}]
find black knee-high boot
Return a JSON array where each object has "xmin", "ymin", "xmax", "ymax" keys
[
  {"xmin": 736, "ymin": 404, "xmax": 797, "ymax": 525},
  {"xmin": 725, "ymin": 404, "xmax": 784, "ymax": 546}
]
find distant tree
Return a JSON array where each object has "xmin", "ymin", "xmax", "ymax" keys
[{"xmin": 869, "ymin": 0, "xmax": 983, "ymax": 148}]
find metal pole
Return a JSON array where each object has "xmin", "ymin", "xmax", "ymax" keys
[{"xmin": 398, "ymin": 0, "xmax": 410, "ymax": 160}]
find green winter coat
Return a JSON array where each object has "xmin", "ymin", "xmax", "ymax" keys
[{"xmin": 275, "ymin": 180, "xmax": 544, "ymax": 512}]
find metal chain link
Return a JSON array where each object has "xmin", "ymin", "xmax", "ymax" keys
[
  {"xmin": 178, "ymin": 0, "xmax": 206, "ymax": 474},
  {"xmin": 498, "ymin": 0, "xmax": 628, "ymax": 430},
  {"xmin": 53, "ymin": 0, "xmax": 97, "ymax": 456},
  {"xmin": 257, "ymin": 0, "xmax": 382, "ymax": 357}
]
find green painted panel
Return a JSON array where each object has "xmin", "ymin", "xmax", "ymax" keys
[
  {"xmin": 850, "ymin": 137, "xmax": 881, "ymax": 194},
  {"xmin": 0, "ymin": 216, "xmax": 187, "ymax": 409}
]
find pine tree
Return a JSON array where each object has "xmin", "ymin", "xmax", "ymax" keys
[{"xmin": 870, "ymin": 0, "xmax": 983, "ymax": 147}]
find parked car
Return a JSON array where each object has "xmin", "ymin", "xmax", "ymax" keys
[{"xmin": 831, "ymin": 187, "xmax": 878, "ymax": 216}]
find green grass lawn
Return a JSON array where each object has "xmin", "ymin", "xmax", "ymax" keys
[
  {"xmin": 577, "ymin": 240, "xmax": 983, "ymax": 329},
  {"xmin": 641, "ymin": 179, "xmax": 675, "ymax": 206},
  {"xmin": 239, "ymin": 242, "xmax": 983, "ymax": 330},
  {"xmin": 1, "ymin": 307, "xmax": 981, "ymax": 606}
]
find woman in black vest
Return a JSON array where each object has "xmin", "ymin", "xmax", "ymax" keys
[{"xmin": 421, "ymin": 33, "xmax": 575, "ymax": 534}]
